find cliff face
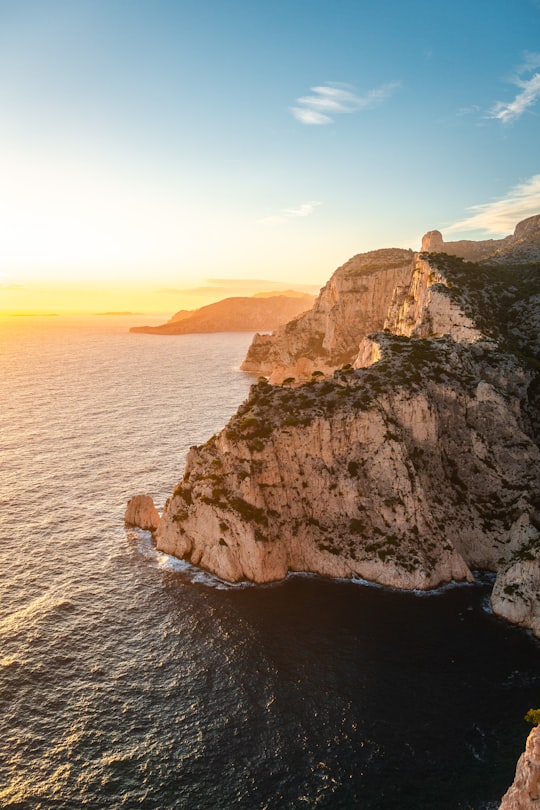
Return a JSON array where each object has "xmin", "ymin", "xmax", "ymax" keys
[
  {"xmin": 242, "ymin": 217, "xmax": 540, "ymax": 383},
  {"xmin": 499, "ymin": 725, "xmax": 540, "ymax": 809},
  {"xmin": 420, "ymin": 214, "xmax": 540, "ymax": 263},
  {"xmin": 241, "ymin": 249, "xmax": 413, "ymax": 383},
  {"xmin": 154, "ymin": 215, "xmax": 540, "ymax": 635},
  {"xmin": 157, "ymin": 337, "xmax": 539, "ymax": 592}
]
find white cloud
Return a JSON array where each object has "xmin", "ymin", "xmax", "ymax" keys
[
  {"xmin": 290, "ymin": 108, "xmax": 332, "ymax": 125},
  {"xmin": 258, "ymin": 201, "xmax": 321, "ymax": 226},
  {"xmin": 290, "ymin": 81, "xmax": 400, "ymax": 125},
  {"xmin": 446, "ymin": 175, "xmax": 540, "ymax": 235},
  {"xmin": 488, "ymin": 53, "xmax": 540, "ymax": 123}
]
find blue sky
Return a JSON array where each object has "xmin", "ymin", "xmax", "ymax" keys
[{"xmin": 0, "ymin": 0, "xmax": 539, "ymax": 312}]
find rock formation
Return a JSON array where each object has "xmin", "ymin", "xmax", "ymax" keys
[
  {"xmin": 241, "ymin": 249, "xmax": 413, "ymax": 383},
  {"xmin": 125, "ymin": 494, "xmax": 160, "ymax": 532},
  {"xmin": 242, "ymin": 217, "xmax": 540, "ymax": 383},
  {"xmin": 421, "ymin": 214, "xmax": 540, "ymax": 263},
  {"xmin": 151, "ymin": 214, "xmax": 540, "ymax": 636},
  {"xmin": 491, "ymin": 558, "xmax": 540, "ymax": 638},
  {"xmin": 499, "ymin": 725, "xmax": 540, "ymax": 809},
  {"xmin": 130, "ymin": 293, "xmax": 314, "ymax": 335}
]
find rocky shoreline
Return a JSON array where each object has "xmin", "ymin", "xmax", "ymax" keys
[{"xmin": 128, "ymin": 215, "xmax": 539, "ymax": 642}]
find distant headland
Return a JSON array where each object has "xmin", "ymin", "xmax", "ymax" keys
[{"xmin": 129, "ymin": 292, "xmax": 315, "ymax": 335}]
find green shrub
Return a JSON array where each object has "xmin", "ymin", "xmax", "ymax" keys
[
  {"xmin": 174, "ymin": 487, "xmax": 193, "ymax": 505},
  {"xmin": 525, "ymin": 709, "xmax": 540, "ymax": 726},
  {"xmin": 230, "ymin": 497, "xmax": 268, "ymax": 525}
]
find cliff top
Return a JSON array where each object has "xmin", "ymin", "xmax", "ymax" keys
[{"xmin": 421, "ymin": 213, "xmax": 540, "ymax": 263}]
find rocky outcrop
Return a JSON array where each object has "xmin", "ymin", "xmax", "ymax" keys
[
  {"xmin": 491, "ymin": 557, "xmax": 540, "ymax": 638},
  {"xmin": 490, "ymin": 214, "xmax": 540, "ymax": 265},
  {"xmin": 130, "ymin": 294, "xmax": 314, "ymax": 335},
  {"xmin": 125, "ymin": 494, "xmax": 160, "ymax": 532},
  {"xmin": 241, "ymin": 216, "xmax": 540, "ymax": 385},
  {"xmin": 420, "ymin": 229, "xmax": 508, "ymax": 261},
  {"xmin": 421, "ymin": 214, "xmax": 540, "ymax": 263},
  {"xmin": 160, "ymin": 285, "xmax": 540, "ymax": 591},
  {"xmin": 241, "ymin": 249, "xmax": 413, "ymax": 382},
  {"xmin": 156, "ymin": 334, "xmax": 539, "ymax": 590},
  {"xmin": 368, "ymin": 253, "xmax": 484, "ymax": 354},
  {"xmin": 499, "ymin": 725, "xmax": 540, "ymax": 809},
  {"xmin": 148, "ymin": 215, "xmax": 540, "ymax": 635}
]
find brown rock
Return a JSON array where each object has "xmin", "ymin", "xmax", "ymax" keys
[
  {"xmin": 150, "ymin": 216, "xmax": 540, "ymax": 636},
  {"xmin": 125, "ymin": 494, "xmax": 160, "ymax": 532},
  {"xmin": 156, "ymin": 337, "xmax": 539, "ymax": 590},
  {"xmin": 241, "ymin": 248, "xmax": 413, "ymax": 382},
  {"xmin": 499, "ymin": 725, "xmax": 540, "ymax": 809}
]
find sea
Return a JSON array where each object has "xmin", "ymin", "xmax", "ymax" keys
[{"xmin": 0, "ymin": 314, "xmax": 539, "ymax": 810}]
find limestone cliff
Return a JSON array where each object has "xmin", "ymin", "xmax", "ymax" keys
[
  {"xmin": 499, "ymin": 725, "xmax": 540, "ymax": 809},
  {"xmin": 243, "ymin": 216, "xmax": 540, "ymax": 383},
  {"xmin": 421, "ymin": 214, "xmax": 540, "ymax": 263},
  {"xmin": 241, "ymin": 249, "xmax": 413, "ymax": 383},
  {"xmin": 125, "ymin": 494, "xmax": 161, "ymax": 532},
  {"xmin": 153, "ymin": 215, "xmax": 540, "ymax": 635},
  {"xmin": 157, "ymin": 336, "xmax": 539, "ymax": 592}
]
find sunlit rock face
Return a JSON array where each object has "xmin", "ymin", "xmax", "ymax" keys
[
  {"xmin": 153, "ymin": 216, "xmax": 540, "ymax": 635},
  {"xmin": 241, "ymin": 248, "xmax": 413, "ymax": 383},
  {"xmin": 420, "ymin": 214, "xmax": 540, "ymax": 263},
  {"xmin": 499, "ymin": 725, "xmax": 540, "ymax": 809},
  {"xmin": 241, "ymin": 216, "xmax": 540, "ymax": 387},
  {"xmin": 125, "ymin": 494, "xmax": 160, "ymax": 532},
  {"xmin": 156, "ymin": 335, "xmax": 539, "ymax": 592}
]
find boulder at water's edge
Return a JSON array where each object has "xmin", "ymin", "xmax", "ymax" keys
[{"xmin": 125, "ymin": 494, "xmax": 160, "ymax": 532}]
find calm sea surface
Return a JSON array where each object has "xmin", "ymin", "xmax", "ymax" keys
[{"xmin": 0, "ymin": 315, "xmax": 538, "ymax": 810}]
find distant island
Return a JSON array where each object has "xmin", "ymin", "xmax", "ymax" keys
[
  {"xmin": 96, "ymin": 311, "xmax": 143, "ymax": 316},
  {"xmin": 129, "ymin": 291, "xmax": 315, "ymax": 335}
]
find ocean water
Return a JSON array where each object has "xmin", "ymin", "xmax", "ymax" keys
[{"xmin": 0, "ymin": 315, "xmax": 538, "ymax": 810}]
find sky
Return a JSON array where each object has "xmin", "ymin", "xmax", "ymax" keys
[{"xmin": 0, "ymin": 0, "xmax": 539, "ymax": 314}]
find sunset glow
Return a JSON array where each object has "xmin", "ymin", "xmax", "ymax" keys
[{"xmin": 1, "ymin": 1, "xmax": 539, "ymax": 315}]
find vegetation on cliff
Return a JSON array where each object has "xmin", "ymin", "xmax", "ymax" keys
[{"xmin": 153, "ymin": 217, "xmax": 540, "ymax": 633}]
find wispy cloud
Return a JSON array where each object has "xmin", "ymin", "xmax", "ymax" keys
[
  {"xmin": 446, "ymin": 174, "xmax": 540, "ymax": 235},
  {"xmin": 488, "ymin": 52, "xmax": 540, "ymax": 123},
  {"xmin": 258, "ymin": 201, "xmax": 321, "ymax": 226},
  {"xmin": 290, "ymin": 81, "xmax": 400, "ymax": 125}
]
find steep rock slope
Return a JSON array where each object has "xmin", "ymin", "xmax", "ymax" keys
[
  {"xmin": 154, "ymin": 216, "xmax": 540, "ymax": 635},
  {"xmin": 499, "ymin": 725, "xmax": 540, "ymax": 809},
  {"xmin": 241, "ymin": 249, "xmax": 412, "ymax": 382},
  {"xmin": 130, "ymin": 294, "xmax": 314, "ymax": 335},
  {"xmin": 242, "ymin": 216, "xmax": 540, "ymax": 383},
  {"xmin": 157, "ymin": 336, "xmax": 538, "ymax": 592}
]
